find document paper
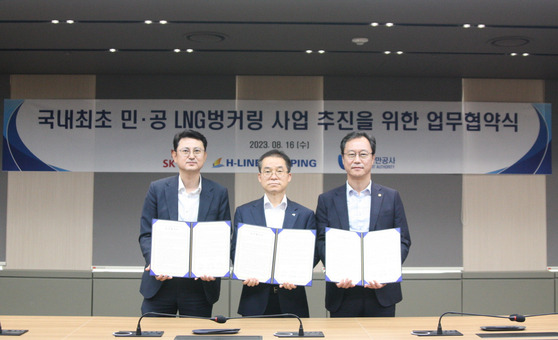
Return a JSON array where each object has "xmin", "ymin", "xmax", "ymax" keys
[
  {"xmin": 232, "ymin": 224, "xmax": 276, "ymax": 283},
  {"xmin": 150, "ymin": 219, "xmax": 190, "ymax": 278},
  {"xmin": 233, "ymin": 224, "xmax": 316, "ymax": 286},
  {"xmin": 150, "ymin": 219, "xmax": 231, "ymax": 278},
  {"xmin": 190, "ymin": 221, "xmax": 231, "ymax": 278},
  {"xmin": 273, "ymin": 228, "xmax": 316, "ymax": 286},
  {"xmin": 325, "ymin": 227, "xmax": 402, "ymax": 285}
]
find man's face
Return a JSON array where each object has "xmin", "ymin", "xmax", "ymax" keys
[
  {"xmin": 342, "ymin": 136, "xmax": 376, "ymax": 180},
  {"xmin": 171, "ymin": 137, "xmax": 207, "ymax": 173},
  {"xmin": 258, "ymin": 156, "xmax": 292, "ymax": 195}
]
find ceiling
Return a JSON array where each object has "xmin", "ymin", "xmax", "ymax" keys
[{"xmin": 1, "ymin": 0, "xmax": 558, "ymax": 79}]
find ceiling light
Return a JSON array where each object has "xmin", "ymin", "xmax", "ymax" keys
[
  {"xmin": 109, "ymin": 48, "xmax": 117, "ymax": 53},
  {"xmin": 66, "ymin": 20, "xmax": 74, "ymax": 24},
  {"xmin": 318, "ymin": 50, "xmax": 325, "ymax": 54},
  {"xmin": 522, "ymin": 53, "xmax": 529, "ymax": 56},
  {"xmin": 352, "ymin": 37, "xmax": 368, "ymax": 45},
  {"xmin": 384, "ymin": 51, "xmax": 391, "ymax": 54},
  {"xmin": 477, "ymin": 24, "xmax": 486, "ymax": 28},
  {"xmin": 144, "ymin": 20, "xmax": 153, "ymax": 24},
  {"xmin": 463, "ymin": 24, "xmax": 471, "ymax": 28},
  {"xmin": 306, "ymin": 50, "xmax": 313, "ymax": 54},
  {"xmin": 159, "ymin": 20, "xmax": 168, "ymax": 24},
  {"xmin": 385, "ymin": 22, "xmax": 394, "ymax": 27},
  {"xmin": 51, "ymin": 20, "xmax": 60, "ymax": 24},
  {"xmin": 173, "ymin": 49, "xmax": 181, "ymax": 53},
  {"xmin": 186, "ymin": 49, "xmax": 194, "ymax": 53},
  {"xmin": 510, "ymin": 53, "xmax": 518, "ymax": 56},
  {"xmin": 396, "ymin": 51, "xmax": 404, "ymax": 55},
  {"xmin": 370, "ymin": 22, "xmax": 379, "ymax": 27}
]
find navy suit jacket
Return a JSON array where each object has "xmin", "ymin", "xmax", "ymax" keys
[
  {"xmin": 139, "ymin": 175, "xmax": 231, "ymax": 304},
  {"xmin": 315, "ymin": 182, "xmax": 411, "ymax": 313},
  {"xmin": 231, "ymin": 197, "xmax": 317, "ymax": 317}
]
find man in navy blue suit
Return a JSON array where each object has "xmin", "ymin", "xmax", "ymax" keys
[
  {"xmin": 316, "ymin": 132, "xmax": 411, "ymax": 317},
  {"xmin": 139, "ymin": 129, "xmax": 231, "ymax": 317},
  {"xmin": 232, "ymin": 149, "xmax": 317, "ymax": 317}
]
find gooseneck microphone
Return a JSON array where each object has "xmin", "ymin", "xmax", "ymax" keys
[
  {"xmin": 210, "ymin": 313, "xmax": 324, "ymax": 338},
  {"xmin": 412, "ymin": 311, "xmax": 526, "ymax": 336},
  {"xmin": 0, "ymin": 321, "xmax": 28, "ymax": 336}
]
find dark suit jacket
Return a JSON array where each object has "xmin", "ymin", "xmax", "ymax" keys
[
  {"xmin": 139, "ymin": 175, "xmax": 231, "ymax": 305},
  {"xmin": 231, "ymin": 197, "xmax": 317, "ymax": 317},
  {"xmin": 315, "ymin": 182, "xmax": 411, "ymax": 313}
]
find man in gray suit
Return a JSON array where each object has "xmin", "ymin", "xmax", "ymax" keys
[
  {"xmin": 139, "ymin": 129, "xmax": 231, "ymax": 316},
  {"xmin": 231, "ymin": 149, "xmax": 316, "ymax": 317}
]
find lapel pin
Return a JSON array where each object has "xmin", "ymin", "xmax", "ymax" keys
[
  {"xmin": 378, "ymin": 193, "xmax": 382, "ymax": 197},
  {"xmin": 292, "ymin": 213, "xmax": 296, "ymax": 216}
]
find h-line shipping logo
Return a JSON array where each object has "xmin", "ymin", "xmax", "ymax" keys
[{"xmin": 212, "ymin": 157, "xmax": 317, "ymax": 169}]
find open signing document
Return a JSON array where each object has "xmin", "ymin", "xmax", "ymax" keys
[
  {"xmin": 325, "ymin": 227, "xmax": 402, "ymax": 285},
  {"xmin": 232, "ymin": 224, "xmax": 316, "ymax": 286},
  {"xmin": 150, "ymin": 219, "xmax": 231, "ymax": 278}
]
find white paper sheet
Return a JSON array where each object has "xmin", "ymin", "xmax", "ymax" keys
[
  {"xmin": 190, "ymin": 221, "xmax": 231, "ymax": 278},
  {"xmin": 363, "ymin": 228, "xmax": 402, "ymax": 284},
  {"xmin": 150, "ymin": 219, "xmax": 190, "ymax": 277},
  {"xmin": 325, "ymin": 228, "xmax": 362, "ymax": 284},
  {"xmin": 273, "ymin": 229, "xmax": 316, "ymax": 286},
  {"xmin": 232, "ymin": 224, "xmax": 276, "ymax": 282}
]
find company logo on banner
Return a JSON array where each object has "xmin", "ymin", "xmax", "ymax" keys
[{"xmin": 2, "ymin": 99, "xmax": 552, "ymax": 174}]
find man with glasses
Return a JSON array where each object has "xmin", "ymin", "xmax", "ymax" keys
[
  {"xmin": 139, "ymin": 129, "xmax": 231, "ymax": 316},
  {"xmin": 231, "ymin": 149, "xmax": 316, "ymax": 317},
  {"xmin": 316, "ymin": 132, "xmax": 411, "ymax": 317}
]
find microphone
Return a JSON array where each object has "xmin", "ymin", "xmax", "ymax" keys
[
  {"xmin": 113, "ymin": 312, "xmax": 222, "ymax": 337},
  {"xmin": 213, "ymin": 313, "xmax": 324, "ymax": 338},
  {"xmin": 0, "ymin": 320, "xmax": 28, "ymax": 336},
  {"xmin": 411, "ymin": 311, "xmax": 526, "ymax": 336}
]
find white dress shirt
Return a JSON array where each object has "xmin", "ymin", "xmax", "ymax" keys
[
  {"xmin": 347, "ymin": 181, "xmax": 372, "ymax": 233},
  {"xmin": 178, "ymin": 176, "xmax": 202, "ymax": 222},
  {"xmin": 263, "ymin": 194, "xmax": 287, "ymax": 229}
]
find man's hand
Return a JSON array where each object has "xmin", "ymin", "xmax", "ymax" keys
[
  {"xmin": 145, "ymin": 264, "xmax": 173, "ymax": 281},
  {"xmin": 195, "ymin": 275, "xmax": 216, "ymax": 282},
  {"xmin": 364, "ymin": 280, "xmax": 386, "ymax": 289},
  {"xmin": 243, "ymin": 278, "xmax": 260, "ymax": 287},
  {"xmin": 279, "ymin": 282, "xmax": 297, "ymax": 290},
  {"xmin": 336, "ymin": 278, "xmax": 356, "ymax": 289}
]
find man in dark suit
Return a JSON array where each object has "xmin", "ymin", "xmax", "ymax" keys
[
  {"xmin": 231, "ymin": 149, "xmax": 316, "ymax": 317},
  {"xmin": 139, "ymin": 129, "xmax": 231, "ymax": 317},
  {"xmin": 316, "ymin": 132, "xmax": 411, "ymax": 317}
]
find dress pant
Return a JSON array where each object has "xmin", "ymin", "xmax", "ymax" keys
[
  {"xmin": 141, "ymin": 278, "xmax": 212, "ymax": 317},
  {"xmin": 329, "ymin": 286, "xmax": 396, "ymax": 317}
]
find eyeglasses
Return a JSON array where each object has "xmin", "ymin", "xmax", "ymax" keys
[
  {"xmin": 177, "ymin": 148, "xmax": 204, "ymax": 157},
  {"xmin": 261, "ymin": 168, "xmax": 288, "ymax": 178},
  {"xmin": 344, "ymin": 151, "xmax": 372, "ymax": 160}
]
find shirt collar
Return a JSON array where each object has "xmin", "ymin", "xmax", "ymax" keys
[
  {"xmin": 178, "ymin": 176, "xmax": 202, "ymax": 195},
  {"xmin": 346, "ymin": 180, "xmax": 372, "ymax": 197},
  {"xmin": 263, "ymin": 194, "xmax": 288, "ymax": 210}
]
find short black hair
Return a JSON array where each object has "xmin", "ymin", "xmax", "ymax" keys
[
  {"xmin": 340, "ymin": 132, "xmax": 376, "ymax": 155},
  {"xmin": 258, "ymin": 149, "xmax": 292, "ymax": 173},
  {"xmin": 173, "ymin": 130, "xmax": 208, "ymax": 151}
]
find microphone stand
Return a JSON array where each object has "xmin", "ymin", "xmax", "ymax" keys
[
  {"xmin": 412, "ymin": 311, "xmax": 526, "ymax": 336},
  {"xmin": 223, "ymin": 313, "xmax": 324, "ymax": 338},
  {"xmin": 113, "ymin": 312, "xmax": 217, "ymax": 337},
  {"xmin": 0, "ymin": 321, "xmax": 28, "ymax": 336}
]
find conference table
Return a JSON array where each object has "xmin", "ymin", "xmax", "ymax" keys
[{"xmin": 1, "ymin": 315, "xmax": 558, "ymax": 339}]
